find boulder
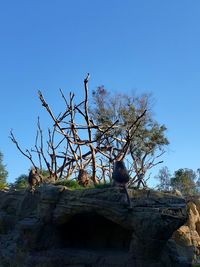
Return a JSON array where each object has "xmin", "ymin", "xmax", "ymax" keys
[{"xmin": 171, "ymin": 197, "xmax": 200, "ymax": 265}]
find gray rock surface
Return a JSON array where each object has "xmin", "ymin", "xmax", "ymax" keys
[{"xmin": 0, "ymin": 186, "xmax": 187, "ymax": 267}]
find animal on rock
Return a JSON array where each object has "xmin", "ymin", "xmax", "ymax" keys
[
  {"xmin": 112, "ymin": 160, "xmax": 130, "ymax": 185},
  {"xmin": 28, "ymin": 168, "xmax": 43, "ymax": 193},
  {"xmin": 77, "ymin": 169, "xmax": 91, "ymax": 187},
  {"xmin": 28, "ymin": 168, "xmax": 56, "ymax": 193},
  {"xmin": 112, "ymin": 160, "xmax": 131, "ymax": 207}
]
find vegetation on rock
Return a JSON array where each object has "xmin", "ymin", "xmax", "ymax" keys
[{"xmin": 0, "ymin": 151, "xmax": 8, "ymax": 189}]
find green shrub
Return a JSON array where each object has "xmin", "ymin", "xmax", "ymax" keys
[
  {"xmin": 55, "ymin": 179, "xmax": 85, "ymax": 190},
  {"xmin": 13, "ymin": 174, "xmax": 29, "ymax": 189},
  {"xmin": 55, "ymin": 179, "xmax": 112, "ymax": 190},
  {"xmin": 94, "ymin": 183, "xmax": 111, "ymax": 189},
  {"xmin": 0, "ymin": 182, "xmax": 7, "ymax": 190}
]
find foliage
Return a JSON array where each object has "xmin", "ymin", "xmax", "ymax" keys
[
  {"xmin": 55, "ymin": 179, "xmax": 87, "ymax": 190},
  {"xmin": 55, "ymin": 179, "xmax": 112, "ymax": 190},
  {"xmin": 0, "ymin": 151, "xmax": 8, "ymax": 189},
  {"xmin": 94, "ymin": 183, "xmax": 111, "ymax": 189},
  {"xmin": 156, "ymin": 167, "xmax": 200, "ymax": 196},
  {"xmin": 171, "ymin": 168, "xmax": 198, "ymax": 196},
  {"xmin": 91, "ymin": 86, "xmax": 169, "ymax": 186},
  {"xmin": 10, "ymin": 76, "xmax": 169, "ymax": 188},
  {"xmin": 155, "ymin": 166, "xmax": 171, "ymax": 191},
  {"xmin": 13, "ymin": 174, "xmax": 29, "ymax": 189}
]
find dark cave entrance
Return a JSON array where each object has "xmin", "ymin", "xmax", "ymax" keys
[{"xmin": 58, "ymin": 213, "xmax": 132, "ymax": 251}]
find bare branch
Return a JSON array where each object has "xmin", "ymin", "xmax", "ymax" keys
[{"xmin": 9, "ymin": 130, "xmax": 37, "ymax": 169}]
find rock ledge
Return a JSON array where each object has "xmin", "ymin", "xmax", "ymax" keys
[{"xmin": 0, "ymin": 186, "xmax": 187, "ymax": 267}]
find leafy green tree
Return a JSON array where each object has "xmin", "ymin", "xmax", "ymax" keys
[
  {"xmin": 155, "ymin": 166, "xmax": 171, "ymax": 191},
  {"xmin": 90, "ymin": 86, "xmax": 169, "ymax": 186},
  {"xmin": 170, "ymin": 168, "xmax": 197, "ymax": 196},
  {"xmin": 0, "ymin": 151, "xmax": 8, "ymax": 189},
  {"xmin": 13, "ymin": 174, "xmax": 29, "ymax": 189}
]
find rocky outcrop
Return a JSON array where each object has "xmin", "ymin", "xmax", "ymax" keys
[
  {"xmin": 0, "ymin": 186, "xmax": 187, "ymax": 267},
  {"xmin": 171, "ymin": 197, "xmax": 200, "ymax": 265}
]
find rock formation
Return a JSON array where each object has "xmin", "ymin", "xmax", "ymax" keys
[
  {"xmin": 0, "ymin": 186, "xmax": 187, "ymax": 267},
  {"xmin": 171, "ymin": 197, "xmax": 200, "ymax": 265}
]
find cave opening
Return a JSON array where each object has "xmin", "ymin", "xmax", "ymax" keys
[{"xmin": 57, "ymin": 213, "xmax": 132, "ymax": 252}]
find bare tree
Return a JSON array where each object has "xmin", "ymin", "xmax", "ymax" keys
[
  {"xmin": 10, "ymin": 75, "xmax": 118, "ymax": 184},
  {"xmin": 10, "ymin": 74, "xmax": 155, "ymax": 188}
]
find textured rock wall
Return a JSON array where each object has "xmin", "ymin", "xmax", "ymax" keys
[
  {"xmin": 172, "ymin": 197, "xmax": 200, "ymax": 264},
  {"xmin": 0, "ymin": 186, "xmax": 187, "ymax": 267}
]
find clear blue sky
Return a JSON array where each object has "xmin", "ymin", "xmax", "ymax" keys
[{"xmin": 0, "ymin": 0, "xmax": 200, "ymax": 184}]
